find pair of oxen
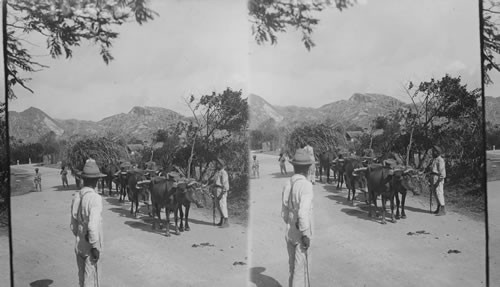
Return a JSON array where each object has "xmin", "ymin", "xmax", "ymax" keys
[
  {"xmin": 125, "ymin": 169, "xmax": 210, "ymax": 236},
  {"xmin": 319, "ymin": 154, "xmax": 422, "ymax": 224}
]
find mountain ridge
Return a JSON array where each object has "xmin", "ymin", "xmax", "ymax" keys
[
  {"xmin": 9, "ymin": 106, "xmax": 187, "ymax": 143},
  {"xmin": 249, "ymin": 93, "xmax": 406, "ymax": 129}
]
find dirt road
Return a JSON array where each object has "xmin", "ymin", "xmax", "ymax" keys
[
  {"xmin": 249, "ymin": 153, "xmax": 486, "ymax": 287},
  {"xmin": 10, "ymin": 164, "xmax": 248, "ymax": 287}
]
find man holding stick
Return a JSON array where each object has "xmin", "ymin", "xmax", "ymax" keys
[
  {"xmin": 430, "ymin": 145, "xmax": 447, "ymax": 216},
  {"xmin": 282, "ymin": 149, "xmax": 314, "ymax": 287},
  {"xmin": 70, "ymin": 159, "xmax": 105, "ymax": 287},
  {"xmin": 213, "ymin": 158, "xmax": 230, "ymax": 228}
]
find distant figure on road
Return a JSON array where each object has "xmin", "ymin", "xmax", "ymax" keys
[
  {"xmin": 70, "ymin": 159, "xmax": 106, "ymax": 287},
  {"xmin": 214, "ymin": 158, "xmax": 230, "ymax": 228},
  {"xmin": 281, "ymin": 149, "xmax": 314, "ymax": 287},
  {"xmin": 279, "ymin": 153, "xmax": 288, "ymax": 175},
  {"xmin": 61, "ymin": 166, "xmax": 69, "ymax": 188},
  {"xmin": 304, "ymin": 142, "xmax": 316, "ymax": 184},
  {"xmin": 252, "ymin": 155, "xmax": 260, "ymax": 178},
  {"xmin": 430, "ymin": 146, "xmax": 447, "ymax": 216},
  {"xmin": 34, "ymin": 168, "xmax": 42, "ymax": 192}
]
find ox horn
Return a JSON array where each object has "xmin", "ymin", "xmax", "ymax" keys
[
  {"xmin": 403, "ymin": 167, "xmax": 414, "ymax": 174},
  {"xmin": 352, "ymin": 167, "xmax": 367, "ymax": 176}
]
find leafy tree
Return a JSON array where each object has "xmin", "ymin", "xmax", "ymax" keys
[
  {"xmin": 249, "ymin": 0, "xmax": 355, "ymax": 50},
  {"xmin": 183, "ymin": 88, "xmax": 248, "ymax": 194},
  {"xmin": 483, "ymin": 0, "xmax": 500, "ymax": 84},
  {"xmin": 6, "ymin": 0, "xmax": 157, "ymax": 99},
  {"xmin": 38, "ymin": 131, "xmax": 60, "ymax": 163},
  {"xmin": 250, "ymin": 118, "xmax": 280, "ymax": 150}
]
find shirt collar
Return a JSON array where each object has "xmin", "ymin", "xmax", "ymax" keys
[{"xmin": 79, "ymin": 186, "xmax": 96, "ymax": 196}]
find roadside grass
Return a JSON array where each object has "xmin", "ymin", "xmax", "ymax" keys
[
  {"xmin": 228, "ymin": 190, "xmax": 248, "ymax": 225},
  {"xmin": 446, "ymin": 183, "xmax": 485, "ymax": 219}
]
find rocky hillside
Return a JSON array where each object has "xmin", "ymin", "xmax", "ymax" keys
[
  {"xmin": 249, "ymin": 93, "xmax": 406, "ymax": 130},
  {"xmin": 9, "ymin": 107, "xmax": 66, "ymax": 143},
  {"xmin": 9, "ymin": 106, "xmax": 187, "ymax": 143}
]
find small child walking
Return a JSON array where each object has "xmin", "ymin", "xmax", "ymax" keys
[
  {"xmin": 252, "ymin": 155, "xmax": 260, "ymax": 178},
  {"xmin": 279, "ymin": 153, "xmax": 288, "ymax": 175},
  {"xmin": 34, "ymin": 168, "xmax": 42, "ymax": 192}
]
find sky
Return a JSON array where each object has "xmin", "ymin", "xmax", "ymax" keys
[
  {"xmin": 8, "ymin": 0, "xmax": 249, "ymax": 120},
  {"xmin": 249, "ymin": 0, "xmax": 483, "ymax": 107},
  {"xmin": 5, "ymin": 0, "xmax": 497, "ymax": 120}
]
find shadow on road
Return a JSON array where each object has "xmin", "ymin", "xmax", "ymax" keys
[
  {"xmin": 188, "ymin": 217, "xmax": 215, "ymax": 227},
  {"xmin": 30, "ymin": 279, "xmax": 54, "ymax": 287},
  {"xmin": 250, "ymin": 267, "xmax": 282, "ymax": 287},
  {"xmin": 270, "ymin": 172, "xmax": 291, "ymax": 179},
  {"xmin": 321, "ymin": 184, "xmax": 344, "ymax": 194},
  {"xmin": 401, "ymin": 204, "xmax": 430, "ymax": 214},
  {"xmin": 52, "ymin": 185, "xmax": 75, "ymax": 192}
]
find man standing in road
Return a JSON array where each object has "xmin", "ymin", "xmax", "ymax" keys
[
  {"xmin": 61, "ymin": 166, "xmax": 69, "ymax": 188},
  {"xmin": 282, "ymin": 149, "xmax": 314, "ymax": 287},
  {"xmin": 214, "ymin": 158, "xmax": 230, "ymax": 228},
  {"xmin": 252, "ymin": 155, "xmax": 260, "ymax": 178},
  {"xmin": 70, "ymin": 159, "xmax": 105, "ymax": 287},
  {"xmin": 303, "ymin": 142, "xmax": 316, "ymax": 184},
  {"xmin": 34, "ymin": 168, "xmax": 42, "ymax": 192},
  {"xmin": 430, "ymin": 146, "xmax": 447, "ymax": 216}
]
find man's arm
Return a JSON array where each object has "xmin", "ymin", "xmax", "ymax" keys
[
  {"xmin": 297, "ymin": 182, "xmax": 313, "ymax": 236},
  {"xmin": 87, "ymin": 195, "xmax": 103, "ymax": 250},
  {"xmin": 222, "ymin": 170, "xmax": 230, "ymax": 192},
  {"xmin": 439, "ymin": 158, "xmax": 446, "ymax": 179},
  {"xmin": 70, "ymin": 197, "xmax": 79, "ymax": 236},
  {"xmin": 281, "ymin": 182, "xmax": 291, "ymax": 224}
]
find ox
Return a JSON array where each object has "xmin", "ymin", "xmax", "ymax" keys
[
  {"xmin": 392, "ymin": 169, "xmax": 421, "ymax": 219},
  {"xmin": 343, "ymin": 158, "xmax": 368, "ymax": 204},
  {"xmin": 149, "ymin": 176, "xmax": 179, "ymax": 236},
  {"xmin": 118, "ymin": 170, "xmax": 129, "ymax": 202},
  {"xmin": 317, "ymin": 151, "xmax": 336, "ymax": 183},
  {"xmin": 126, "ymin": 169, "xmax": 151, "ymax": 218},
  {"xmin": 332, "ymin": 158, "xmax": 345, "ymax": 189},
  {"xmin": 354, "ymin": 164, "xmax": 418, "ymax": 224},
  {"xmin": 174, "ymin": 179, "xmax": 209, "ymax": 232},
  {"xmin": 101, "ymin": 163, "xmax": 119, "ymax": 196}
]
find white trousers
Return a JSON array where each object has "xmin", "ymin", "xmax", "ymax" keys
[
  {"xmin": 217, "ymin": 189, "xmax": 228, "ymax": 218},
  {"xmin": 287, "ymin": 240, "xmax": 311, "ymax": 287},
  {"xmin": 434, "ymin": 181, "xmax": 445, "ymax": 206},
  {"xmin": 76, "ymin": 253, "xmax": 100, "ymax": 287}
]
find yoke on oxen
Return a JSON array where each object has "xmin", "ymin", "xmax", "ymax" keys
[{"xmin": 352, "ymin": 162, "xmax": 422, "ymax": 224}]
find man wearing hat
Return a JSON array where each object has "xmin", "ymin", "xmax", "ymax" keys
[
  {"xmin": 214, "ymin": 158, "xmax": 230, "ymax": 228},
  {"xmin": 281, "ymin": 149, "xmax": 314, "ymax": 287},
  {"xmin": 430, "ymin": 145, "xmax": 447, "ymax": 216},
  {"xmin": 70, "ymin": 159, "xmax": 106, "ymax": 287}
]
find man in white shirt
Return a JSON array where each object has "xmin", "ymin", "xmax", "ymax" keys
[
  {"xmin": 70, "ymin": 159, "xmax": 105, "ymax": 287},
  {"xmin": 214, "ymin": 158, "xmax": 230, "ymax": 228},
  {"xmin": 430, "ymin": 146, "xmax": 447, "ymax": 216},
  {"xmin": 282, "ymin": 149, "xmax": 314, "ymax": 287}
]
